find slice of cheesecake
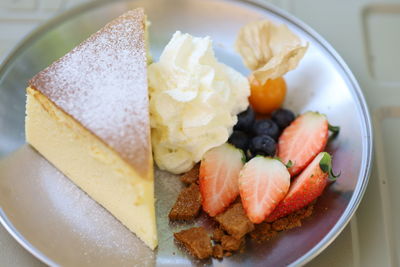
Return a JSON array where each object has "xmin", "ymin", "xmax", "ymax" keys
[{"xmin": 25, "ymin": 9, "xmax": 157, "ymax": 249}]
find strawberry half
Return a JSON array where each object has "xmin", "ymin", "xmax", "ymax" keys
[
  {"xmin": 199, "ymin": 143, "xmax": 245, "ymax": 217},
  {"xmin": 278, "ymin": 111, "xmax": 337, "ymax": 176},
  {"xmin": 239, "ymin": 157, "xmax": 290, "ymax": 223},
  {"xmin": 266, "ymin": 152, "xmax": 339, "ymax": 222}
]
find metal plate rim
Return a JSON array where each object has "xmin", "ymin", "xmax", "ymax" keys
[{"xmin": 0, "ymin": 0, "xmax": 373, "ymax": 266}]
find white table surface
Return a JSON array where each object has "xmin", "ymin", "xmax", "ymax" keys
[{"xmin": 1, "ymin": 0, "xmax": 398, "ymax": 266}]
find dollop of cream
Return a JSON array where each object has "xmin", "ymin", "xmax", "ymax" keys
[
  {"xmin": 235, "ymin": 20, "xmax": 308, "ymax": 84},
  {"xmin": 148, "ymin": 31, "xmax": 250, "ymax": 174}
]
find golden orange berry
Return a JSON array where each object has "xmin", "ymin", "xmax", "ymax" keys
[{"xmin": 249, "ymin": 76, "xmax": 287, "ymax": 115}]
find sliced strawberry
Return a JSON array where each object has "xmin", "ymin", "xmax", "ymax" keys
[
  {"xmin": 199, "ymin": 143, "xmax": 245, "ymax": 217},
  {"xmin": 266, "ymin": 152, "xmax": 339, "ymax": 222},
  {"xmin": 278, "ymin": 112, "xmax": 330, "ymax": 176},
  {"xmin": 239, "ymin": 157, "xmax": 290, "ymax": 223}
]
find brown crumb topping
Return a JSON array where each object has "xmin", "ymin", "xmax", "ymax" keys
[
  {"xmin": 249, "ymin": 222, "xmax": 278, "ymax": 243},
  {"xmin": 174, "ymin": 227, "xmax": 213, "ymax": 260},
  {"xmin": 272, "ymin": 217, "xmax": 289, "ymax": 231},
  {"xmin": 250, "ymin": 203, "xmax": 314, "ymax": 243},
  {"xmin": 212, "ymin": 244, "xmax": 224, "ymax": 259},
  {"xmin": 180, "ymin": 164, "xmax": 200, "ymax": 185},
  {"xmin": 215, "ymin": 202, "xmax": 254, "ymax": 239},
  {"xmin": 221, "ymin": 235, "xmax": 244, "ymax": 251},
  {"xmin": 224, "ymin": 251, "xmax": 233, "ymax": 257},
  {"xmin": 169, "ymin": 183, "xmax": 202, "ymax": 221},
  {"xmin": 212, "ymin": 228, "xmax": 224, "ymax": 242}
]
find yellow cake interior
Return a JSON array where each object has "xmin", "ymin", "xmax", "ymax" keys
[{"xmin": 25, "ymin": 86, "xmax": 157, "ymax": 249}]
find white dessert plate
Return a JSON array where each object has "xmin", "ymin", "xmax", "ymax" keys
[{"xmin": 0, "ymin": 0, "xmax": 372, "ymax": 266}]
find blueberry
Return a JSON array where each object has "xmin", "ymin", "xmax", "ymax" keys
[
  {"xmin": 249, "ymin": 135, "xmax": 276, "ymax": 157},
  {"xmin": 234, "ymin": 107, "xmax": 255, "ymax": 131},
  {"xmin": 228, "ymin": 131, "xmax": 249, "ymax": 151},
  {"xmin": 252, "ymin": 119, "xmax": 280, "ymax": 141},
  {"xmin": 271, "ymin": 108, "xmax": 295, "ymax": 130}
]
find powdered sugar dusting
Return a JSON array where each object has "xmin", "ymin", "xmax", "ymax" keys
[{"xmin": 29, "ymin": 9, "xmax": 150, "ymax": 176}]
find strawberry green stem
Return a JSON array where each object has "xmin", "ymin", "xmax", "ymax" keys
[
  {"xmin": 274, "ymin": 157, "xmax": 293, "ymax": 169},
  {"xmin": 328, "ymin": 123, "xmax": 340, "ymax": 141},
  {"xmin": 319, "ymin": 152, "xmax": 340, "ymax": 181},
  {"xmin": 285, "ymin": 160, "xmax": 293, "ymax": 169}
]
